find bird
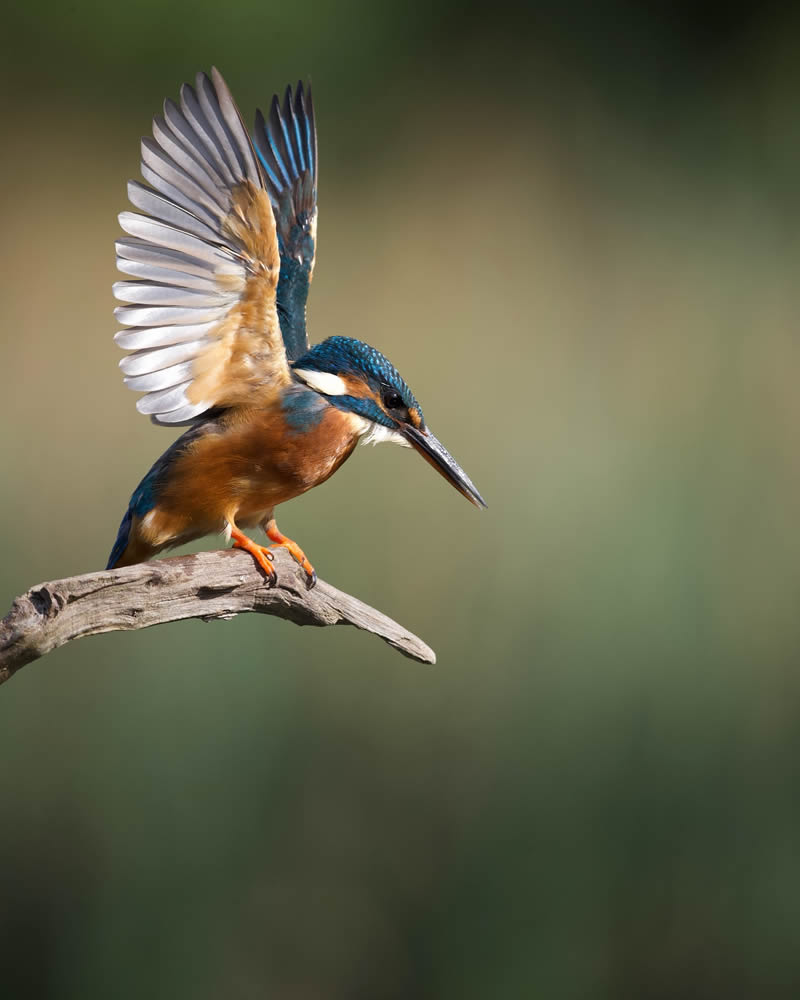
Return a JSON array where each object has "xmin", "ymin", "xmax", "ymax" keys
[{"xmin": 107, "ymin": 68, "xmax": 486, "ymax": 588}]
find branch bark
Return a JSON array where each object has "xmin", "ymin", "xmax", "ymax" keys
[{"xmin": 0, "ymin": 548, "xmax": 436, "ymax": 686}]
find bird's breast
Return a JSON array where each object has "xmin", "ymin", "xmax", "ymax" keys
[
  {"xmin": 253, "ymin": 400, "xmax": 362, "ymax": 494},
  {"xmin": 157, "ymin": 395, "xmax": 362, "ymax": 523}
]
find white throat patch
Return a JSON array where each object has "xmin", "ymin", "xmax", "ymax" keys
[
  {"xmin": 294, "ymin": 368, "xmax": 348, "ymax": 396},
  {"xmin": 349, "ymin": 414, "xmax": 410, "ymax": 448}
]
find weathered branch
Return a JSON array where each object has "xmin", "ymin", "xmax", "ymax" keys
[{"xmin": 0, "ymin": 548, "xmax": 435, "ymax": 686}]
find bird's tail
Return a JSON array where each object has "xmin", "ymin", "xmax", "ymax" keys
[
  {"xmin": 106, "ymin": 503, "xmax": 164, "ymax": 569},
  {"xmin": 106, "ymin": 465, "xmax": 164, "ymax": 569},
  {"xmin": 106, "ymin": 422, "xmax": 209, "ymax": 569},
  {"xmin": 106, "ymin": 507, "xmax": 134, "ymax": 569}
]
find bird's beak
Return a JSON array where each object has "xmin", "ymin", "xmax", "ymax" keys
[{"xmin": 401, "ymin": 424, "xmax": 487, "ymax": 509}]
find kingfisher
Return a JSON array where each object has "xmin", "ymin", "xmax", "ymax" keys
[{"xmin": 107, "ymin": 68, "xmax": 486, "ymax": 588}]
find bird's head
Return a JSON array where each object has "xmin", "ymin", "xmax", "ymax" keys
[{"xmin": 292, "ymin": 336, "xmax": 486, "ymax": 508}]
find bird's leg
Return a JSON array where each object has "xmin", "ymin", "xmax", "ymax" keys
[
  {"xmin": 264, "ymin": 518, "xmax": 317, "ymax": 589},
  {"xmin": 228, "ymin": 521, "xmax": 277, "ymax": 586}
]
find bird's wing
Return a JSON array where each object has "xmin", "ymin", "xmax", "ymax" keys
[
  {"xmin": 114, "ymin": 68, "xmax": 289, "ymax": 425},
  {"xmin": 253, "ymin": 82, "xmax": 318, "ymax": 361}
]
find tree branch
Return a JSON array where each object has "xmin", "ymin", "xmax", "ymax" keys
[{"xmin": 0, "ymin": 548, "xmax": 436, "ymax": 686}]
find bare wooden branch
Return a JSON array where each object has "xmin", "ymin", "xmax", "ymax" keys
[{"xmin": 0, "ymin": 548, "xmax": 436, "ymax": 686}]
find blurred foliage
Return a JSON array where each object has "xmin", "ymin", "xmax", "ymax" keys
[{"xmin": 3, "ymin": 1, "xmax": 800, "ymax": 997}]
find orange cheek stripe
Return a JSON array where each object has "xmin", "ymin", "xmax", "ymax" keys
[{"xmin": 341, "ymin": 374, "xmax": 374, "ymax": 399}]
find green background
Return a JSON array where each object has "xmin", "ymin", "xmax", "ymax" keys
[{"xmin": 3, "ymin": 3, "xmax": 800, "ymax": 996}]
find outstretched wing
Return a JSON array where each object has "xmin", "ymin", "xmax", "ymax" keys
[
  {"xmin": 253, "ymin": 82, "xmax": 318, "ymax": 361},
  {"xmin": 114, "ymin": 68, "xmax": 289, "ymax": 425}
]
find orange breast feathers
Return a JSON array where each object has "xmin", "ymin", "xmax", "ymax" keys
[{"xmin": 146, "ymin": 401, "xmax": 362, "ymax": 541}]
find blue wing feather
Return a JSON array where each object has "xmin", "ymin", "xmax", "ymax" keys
[{"xmin": 254, "ymin": 82, "xmax": 317, "ymax": 362}]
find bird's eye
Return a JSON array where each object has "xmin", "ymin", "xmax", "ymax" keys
[{"xmin": 384, "ymin": 390, "xmax": 404, "ymax": 410}]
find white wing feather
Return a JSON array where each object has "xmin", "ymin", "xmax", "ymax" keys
[{"xmin": 114, "ymin": 68, "xmax": 284, "ymax": 423}]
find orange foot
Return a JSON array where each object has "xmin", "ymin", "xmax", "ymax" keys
[
  {"xmin": 229, "ymin": 523, "xmax": 277, "ymax": 587},
  {"xmin": 266, "ymin": 519, "xmax": 317, "ymax": 589}
]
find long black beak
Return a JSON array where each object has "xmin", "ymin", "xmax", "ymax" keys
[{"xmin": 401, "ymin": 424, "xmax": 487, "ymax": 509}]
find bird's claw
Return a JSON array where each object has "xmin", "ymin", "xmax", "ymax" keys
[
  {"xmin": 264, "ymin": 523, "xmax": 316, "ymax": 591},
  {"xmin": 253, "ymin": 551, "xmax": 278, "ymax": 587},
  {"xmin": 230, "ymin": 527, "xmax": 278, "ymax": 585}
]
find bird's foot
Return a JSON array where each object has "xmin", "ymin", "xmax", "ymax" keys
[
  {"xmin": 266, "ymin": 521, "xmax": 317, "ymax": 589},
  {"xmin": 229, "ymin": 525, "xmax": 277, "ymax": 586}
]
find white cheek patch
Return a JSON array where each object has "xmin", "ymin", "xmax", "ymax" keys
[
  {"xmin": 294, "ymin": 368, "xmax": 348, "ymax": 396},
  {"xmin": 349, "ymin": 413, "xmax": 410, "ymax": 448}
]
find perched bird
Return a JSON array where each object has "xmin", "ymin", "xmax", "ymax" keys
[{"xmin": 107, "ymin": 68, "xmax": 485, "ymax": 587}]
